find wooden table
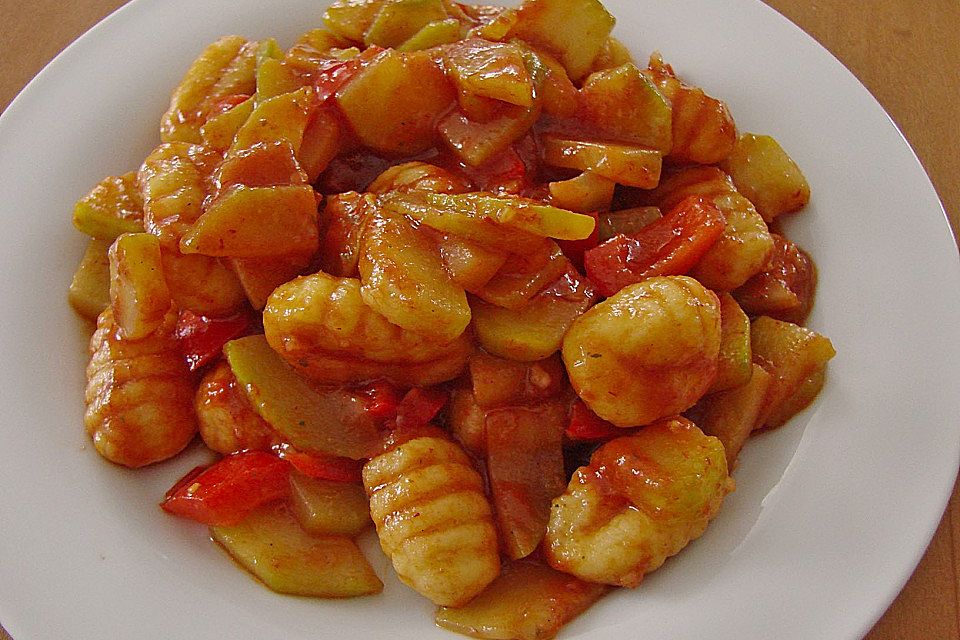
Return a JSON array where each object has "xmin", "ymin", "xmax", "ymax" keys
[{"xmin": 1, "ymin": 1, "xmax": 957, "ymax": 638}]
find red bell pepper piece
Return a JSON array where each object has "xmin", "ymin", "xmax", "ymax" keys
[
  {"xmin": 204, "ymin": 93, "xmax": 251, "ymax": 120},
  {"xmin": 274, "ymin": 443, "xmax": 364, "ymax": 483},
  {"xmin": 396, "ymin": 386, "xmax": 449, "ymax": 429},
  {"xmin": 565, "ymin": 400, "xmax": 624, "ymax": 442},
  {"xmin": 160, "ymin": 451, "xmax": 290, "ymax": 526},
  {"xmin": 356, "ymin": 379, "xmax": 402, "ymax": 421},
  {"xmin": 176, "ymin": 309, "xmax": 254, "ymax": 372},
  {"xmin": 584, "ymin": 195, "xmax": 725, "ymax": 297}
]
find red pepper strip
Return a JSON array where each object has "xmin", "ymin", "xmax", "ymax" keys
[
  {"xmin": 314, "ymin": 46, "xmax": 385, "ymax": 104},
  {"xmin": 160, "ymin": 451, "xmax": 290, "ymax": 526},
  {"xmin": 176, "ymin": 309, "xmax": 255, "ymax": 372},
  {"xmin": 356, "ymin": 379, "xmax": 402, "ymax": 421},
  {"xmin": 584, "ymin": 195, "xmax": 725, "ymax": 297},
  {"xmin": 565, "ymin": 400, "xmax": 623, "ymax": 442},
  {"xmin": 275, "ymin": 443, "xmax": 363, "ymax": 483},
  {"xmin": 396, "ymin": 387, "xmax": 449, "ymax": 429},
  {"xmin": 202, "ymin": 93, "xmax": 251, "ymax": 120},
  {"xmin": 557, "ymin": 210, "xmax": 600, "ymax": 271}
]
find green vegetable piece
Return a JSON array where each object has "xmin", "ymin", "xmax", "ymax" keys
[
  {"xmin": 68, "ymin": 238, "xmax": 112, "ymax": 320},
  {"xmin": 224, "ymin": 334, "xmax": 381, "ymax": 459},
  {"xmin": 580, "ymin": 63, "xmax": 672, "ymax": 152},
  {"xmin": 289, "ymin": 471, "xmax": 372, "ymax": 536},
  {"xmin": 508, "ymin": 0, "xmax": 615, "ymax": 80},
  {"xmin": 364, "ymin": 0, "xmax": 449, "ymax": 48},
  {"xmin": 397, "ymin": 18, "xmax": 462, "ymax": 51},
  {"xmin": 72, "ymin": 172, "xmax": 144, "ymax": 241},
  {"xmin": 324, "ymin": 0, "xmax": 387, "ymax": 43},
  {"xmin": 710, "ymin": 293, "xmax": 752, "ymax": 393},
  {"xmin": 211, "ymin": 503, "xmax": 382, "ymax": 597}
]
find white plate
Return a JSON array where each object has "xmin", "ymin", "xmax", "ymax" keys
[{"xmin": 1, "ymin": 1, "xmax": 957, "ymax": 638}]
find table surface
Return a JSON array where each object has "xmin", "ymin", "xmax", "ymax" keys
[{"xmin": 1, "ymin": 1, "xmax": 958, "ymax": 639}]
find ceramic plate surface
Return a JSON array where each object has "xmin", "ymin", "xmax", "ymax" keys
[{"xmin": 0, "ymin": 1, "xmax": 957, "ymax": 639}]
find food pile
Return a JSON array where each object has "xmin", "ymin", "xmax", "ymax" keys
[{"xmin": 67, "ymin": 0, "xmax": 835, "ymax": 637}]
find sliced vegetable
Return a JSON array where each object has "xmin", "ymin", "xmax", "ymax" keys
[
  {"xmin": 507, "ymin": 0, "xmax": 615, "ymax": 80},
  {"xmin": 160, "ymin": 450, "xmax": 290, "ymax": 526},
  {"xmin": 579, "ymin": 63, "xmax": 672, "ymax": 152},
  {"xmin": 68, "ymin": 239, "xmax": 112, "ymax": 320},
  {"xmin": 72, "ymin": 172, "xmax": 144, "ymax": 241},
  {"xmin": 709, "ymin": 293, "xmax": 752, "ymax": 393},
  {"xmin": 109, "ymin": 232, "xmax": 172, "ymax": 340},
  {"xmin": 540, "ymin": 135, "xmax": 662, "ymax": 188},
  {"xmin": 584, "ymin": 195, "xmax": 725, "ymax": 297},
  {"xmin": 211, "ymin": 502, "xmax": 382, "ymax": 596},
  {"xmin": 288, "ymin": 470, "xmax": 371, "ymax": 536},
  {"xmin": 363, "ymin": 0, "xmax": 449, "ymax": 48},
  {"xmin": 693, "ymin": 362, "xmax": 772, "ymax": 467},
  {"xmin": 224, "ymin": 334, "xmax": 381, "ymax": 459},
  {"xmin": 485, "ymin": 404, "xmax": 567, "ymax": 559},
  {"xmin": 180, "ymin": 185, "xmax": 319, "ymax": 258},
  {"xmin": 335, "ymin": 49, "xmax": 455, "ymax": 155},
  {"xmin": 435, "ymin": 560, "xmax": 607, "ymax": 640},
  {"xmin": 721, "ymin": 133, "xmax": 810, "ymax": 222},
  {"xmin": 734, "ymin": 233, "xmax": 817, "ymax": 324}
]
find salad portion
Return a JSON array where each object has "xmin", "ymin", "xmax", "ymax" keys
[{"xmin": 68, "ymin": 0, "xmax": 835, "ymax": 637}]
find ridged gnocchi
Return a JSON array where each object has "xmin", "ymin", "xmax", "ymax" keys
[
  {"xmin": 85, "ymin": 308, "xmax": 197, "ymax": 467},
  {"xmin": 195, "ymin": 361, "xmax": 278, "ymax": 455},
  {"xmin": 545, "ymin": 418, "xmax": 733, "ymax": 586},
  {"xmin": 363, "ymin": 430, "xmax": 501, "ymax": 606}
]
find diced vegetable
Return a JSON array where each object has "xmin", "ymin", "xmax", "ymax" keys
[
  {"xmin": 548, "ymin": 171, "xmax": 615, "ymax": 213},
  {"xmin": 230, "ymin": 87, "xmax": 316, "ymax": 155},
  {"xmin": 435, "ymin": 560, "xmax": 607, "ymax": 640},
  {"xmin": 579, "ymin": 63, "xmax": 672, "ymax": 152},
  {"xmin": 473, "ymin": 243, "xmax": 569, "ymax": 310},
  {"xmin": 722, "ymin": 133, "xmax": 810, "ymax": 222},
  {"xmin": 397, "ymin": 18, "xmax": 462, "ymax": 51},
  {"xmin": 299, "ymin": 108, "xmax": 342, "ymax": 182},
  {"xmin": 109, "ymin": 232, "xmax": 172, "ymax": 340},
  {"xmin": 200, "ymin": 96, "xmax": 254, "ymax": 151},
  {"xmin": 211, "ymin": 502, "xmax": 382, "ymax": 596},
  {"xmin": 336, "ymin": 49, "xmax": 455, "ymax": 155},
  {"xmin": 288, "ymin": 470, "xmax": 371, "ymax": 536},
  {"xmin": 363, "ymin": 0, "xmax": 449, "ymax": 48},
  {"xmin": 324, "ymin": 0, "xmax": 386, "ymax": 43},
  {"xmin": 584, "ymin": 196, "xmax": 725, "ymax": 297},
  {"xmin": 180, "ymin": 185, "xmax": 319, "ymax": 258},
  {"xmin": 160, "ymin": 451, "xmax": 290, "ymax": 526},
  {"xmin": 224, "ymin": 335, "xmax": 381, "ymax": 459},
  {"xmin": 396, "ymin": 386, "xmax": 450, "ymax": 428},
  {"xmin": 507, "ymin": 0, "xmax": 615, "ymax": 80},
  {"xmin": 444, "ymin": 38, "xmax": 535, "ymax": 108},
  {"xmin": 485, "ymin": 404, "xmax": 567, "ymax": 559},
  {"xmin": 540, "ymin": 135, "xmax": 662, "ymax": 188},
  {"xmin": 693, "ymin": 363, "xmax": 772, "ymax": 467},
  {"xmin": 215, "ymin": 139, "xmax": 308, "ymax": 191},
  {"xmin": 472, "ymin": 269, "xmax": 596, "ymax": 361},
  {"xmin": 750, "ymin": 316, "xmax": 835, "ymax": 429},
  {"xmin": 72, "ymin": 172, "xmax": 144, "ymax": 241},
  {"xmin": 68, "ymin": 239, "xmax": 112, "ymax": 320},
  {"xmin": 435, "ymin": 233, "xmax": 509, "ymax": 292},
  {"xmin": 467, "ymin": 353, "xmax": 566, "ymax": 408},
  {"xmin": 710, "ymin": 293, "xmax": 752, "ymax": 393}
]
